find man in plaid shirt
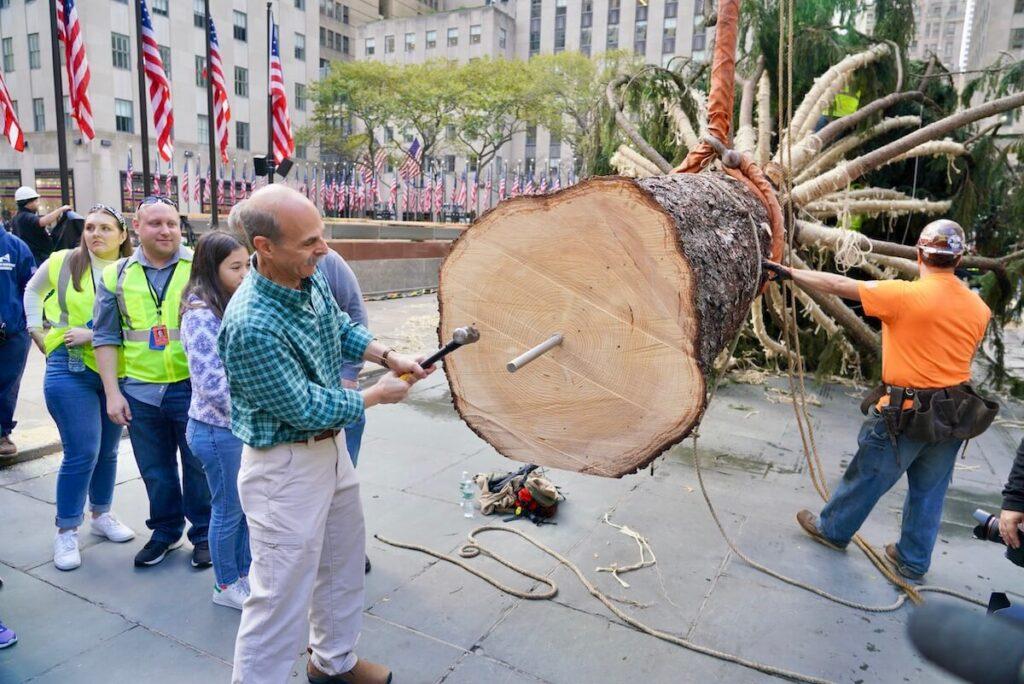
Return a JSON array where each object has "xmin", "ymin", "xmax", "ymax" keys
[{"xmin": 220, "ymin": 185, "xmax": 430, "ymax": 684}]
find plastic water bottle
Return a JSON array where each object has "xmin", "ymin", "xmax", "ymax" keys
[
  {"xmin": 67, "ymin": 345, "xmax": 85, "ymax": 373},
  {"xmin": 459, "ymin": 471, "xmax": 475, "ymax": 518}
]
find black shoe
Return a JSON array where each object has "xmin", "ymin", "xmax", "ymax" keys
[
  {"xmin": 191, "ymin": 541, "xmax": 212, "ymax": 568},
  {"xmin": 134, "ymin": 537, "xmax": 182, "ymax": 567},
  {"xmin": 365, "ymin": 555, "xmax": 371, "ymax": 574}
]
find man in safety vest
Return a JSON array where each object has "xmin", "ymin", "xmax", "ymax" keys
[
  {"xmin": 763, "ymin": 220, "xmax": 992, "ymax": 581},
  {"xmin": 92, "ymin": 196, "xmax": 212, "ymax": 569}
]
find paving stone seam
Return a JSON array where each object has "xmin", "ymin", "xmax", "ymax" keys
[{"xmin": 20, "ymin": 623, "xmax": 140, "ymax": 683}]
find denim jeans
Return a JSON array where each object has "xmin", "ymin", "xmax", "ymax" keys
[
  {"xmin": 124, "ymin": 380, "xmax": 210, "ymax": 545},
  {"xmin": 818, "ymin": 410, "xmax": 961, "ymax": 575},
  {"xmin": 44, "ymin": 347, "xmax": 124, "ymax": 529},
  {"xmin": 186, "ymin": 419, "xmax": 250, "ymax": 586},
  {"xmin": 0, "ymin": 329, "xmax": 29, "ymax": 437},
  {"xmin": 344, "ymin": 413, "xmax": 366, "ymax": 467}
]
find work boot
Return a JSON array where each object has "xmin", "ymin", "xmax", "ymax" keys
[
  {"xmin": 884, "ymin": 544, "xmax": 924, "ymax": 581},
  {"xmin": 307, "ymin": 651, "xmax": 392, "ymax": 684},
  {"xmin": 796, "ymin": 510, "xmax": 847, "ymax": 552},
  {"xmin": 0, "ymin": 435, "xmax": 16, "ymax": 457}
]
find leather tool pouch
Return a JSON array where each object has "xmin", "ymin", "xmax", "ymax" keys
[{"xmin": 862, "ymin": 383, "xmax": 1000, "ymax": 443}]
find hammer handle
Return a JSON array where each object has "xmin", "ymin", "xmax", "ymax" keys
[{"xmin": 398, "ymin": 341, "xmax": 461, "ymax": 381}]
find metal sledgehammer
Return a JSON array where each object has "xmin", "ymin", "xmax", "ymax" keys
[{"xmin": 399, "ymin": 326, "xmax": 480, "ymax": 381}]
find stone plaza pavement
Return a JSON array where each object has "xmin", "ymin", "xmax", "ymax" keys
[{"xmin": 2, "ymin": 296, "xmax": 1024, "ymax": 683}]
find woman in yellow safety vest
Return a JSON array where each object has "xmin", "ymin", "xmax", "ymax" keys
[{"xmin": 23, "ymin": 205, "xmax": 137, "ymax": 572}]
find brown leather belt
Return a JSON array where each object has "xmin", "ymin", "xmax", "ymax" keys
[{"xmin": 294, "ymin": 429, "xmax": 340, "ymax": 444}]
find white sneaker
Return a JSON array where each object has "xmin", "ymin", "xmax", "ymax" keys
[
  {"xmin": 90, "ymin": 513, "xmax": 136, "ymax": 543},
  {"xmin": 53, "ymin": 530, "xmax": 81, "ymax": 571},
  {"xmin": 238, "ymin": 576, "xmax": 251, "ymax": 596},
  {"xmin": 212, "ymin": 581, "xmax": 248, "ymax": 611}
]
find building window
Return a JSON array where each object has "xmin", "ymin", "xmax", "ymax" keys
[
  {"xmin": 235, "ymin": 66, "xmax": 248, "ymax": 97},
  {"xmin": 1016, "ymin": 0, "xmax": 1024, "ymax": 13},
  {"xmin": 446, "ymin": 123, "xmax": 456, "ymax": 140},
  {"xmin": 114, "ymin": 98, "xmax": 134, "ymax": 133},
  {"xmin": 233, "ymin": 11, "xmax": 247, "ymax": 42},
  {"xmin": 198, "ymin": 114, "xmax": 209, "ymax": 141},
  {"xmin": 365, "ymin": 37, "xmax": 375, "ymax": 55},
  {"xmin": 295, "ymin": 33, "xmax": 305, "ymax": 60},
  {"xmin": 666, "ymin": 0, "xmax": 678, "ymax": 19},
  {"xmin": 470, "ymin": 24, "xmax": 482, "ymax": 45},
  {"xmin": 608, "ymin": 0, "xmax": 620, "ymax": 25},
  {"xmin": 447, "ymin": 28, "xmax": 458, "ymax": 47},
  {"xmin": 607, "ymin": 26, "xmax": 619, "ymax": 50},
  {"xmin": 554, "ymin": 0, "xmax": 566, "ymax": 52},
  {"xmin": 152, "ymin": 0, "xmax": 169, "ymax": 16},
  {"xmin": 193, "ymin": 0, "xmax": 206, "ymax": 29},
  {"xmin": 111, "ymin": 33, "xmax": 130, "ymax": 70},
  {"xmin": 295, "ymin": 83, "xmax": 306, "ymax": 111},
  {"xmin": 384, "ymin": 34, "xmax": 395, "ymax": 53},
  {"xmin": 158, "ymin": 45, "xmax": 172, "ymax": 78},
  {"xmin": 295, "ymin": 0, "xmax": 306, "ymax": 9},
  {"xmin": 403, "ymin": 32, "xmax": 414, "ymax": 52},
  {"xmin": 426, "ymin": 30, "xmax": 437, "ymax": 49},
  {"xmin": 236, "ymin": 121, "xmax": 250, "ymax": 150},
  {"xmin": 549, "ymin": 134, "xmax": 561, "ymax": 160},
  {"xmin": 529, "ymin": 0, "xmax": 541, "ymax": 55},
  {"xmin": 195, "ymin": 55, "xmax": 207, "ymax": 88},
  {"xmin": 663, "ymin": 17, "xmax": 676, "ymax": 54},
  {"xmin": 2, "ymin": 38, "xmax": 13, "ymax": 72},
  {"xmin": 343, "ymin": 5, "xmax": 349, "ymax": 23},
  {"xmin": 28, "ymin": 33, "xmax": 40, "ymax": 69},
  {"xmin": 580, "ymin": 28, "xmax": 591, "ymax": 56},
  {"xmin": 498, "ymin": 27, "xmax": 507, "ymax": 49},
  {"xmin": 444, "ymin": 155, "xmax": 455, "ymax": 172},
  {"xmin": 343, "ymin": 35, "xmax": 349, "ymax": 54},
  {"xmin": 32, "ymin": 98, "xmax": 44, "ymax": 132},
  {"xmin": 1012, "ymin": 28, "xmax": 1024, "ymax": 50},
  {"xmin": 525, "ymin": 124, "xmax": 537, "ymax": 164},
  {"xmin": 295, "ymin": 144, "xmax": 307, "ymax": 159}
]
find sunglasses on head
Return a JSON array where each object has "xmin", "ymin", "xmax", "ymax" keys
[
  {"xmin": 88, "ymin": 204, "xmax": 127, "ymax": 231},
  {"xmin": 136, "ymin": 195, "xmax": 177, "ymax": 211}
]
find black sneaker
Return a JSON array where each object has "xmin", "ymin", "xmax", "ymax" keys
[
  {"xmin": 365, "ymin": 555, "xmax": 371, "ymax": 574},
  {"xmin": 134, "ymin": 537, "xmax": 182, "ymax": 567},
  {"xmin": 191, "ymin": 541, "xmax": 212, "ymax": 568}
]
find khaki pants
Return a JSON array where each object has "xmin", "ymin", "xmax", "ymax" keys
[{"xmin": 231, "ymin": 434, "xmax": 364, "ymax": 684}]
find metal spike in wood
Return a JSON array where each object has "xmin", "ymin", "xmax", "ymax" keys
[{"xmin": 438, "ymin": 174, "xmax": 770, "ymax": 478}]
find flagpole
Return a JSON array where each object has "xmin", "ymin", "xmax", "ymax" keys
[
  {"xmin": 265, "ymin": 1, "xmax": 274, "ymax": 185},
  {"xmin": 203, "ymin": 0, "xmax": 219, "ymax": 224},
  {"xmin": 133, "ymin": 0, "xmax": 152, "ymax": 195},
  {"xmin": 47, "ymin": 0, "xmax": 71, "ymax": 205}
]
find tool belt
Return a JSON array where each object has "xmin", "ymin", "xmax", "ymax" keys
[{"xmin": 859, "ymin": 383, "xmax": 999, "ymax": 444}]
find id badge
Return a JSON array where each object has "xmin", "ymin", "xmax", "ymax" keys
[{"xmin": 149, "ymin": 324, "xmax": 169, "ymax": 350}]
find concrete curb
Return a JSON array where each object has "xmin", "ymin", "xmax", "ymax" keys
[{"xmin": 0, "ymin": 366, "xmax": 393, "ymax": 471}]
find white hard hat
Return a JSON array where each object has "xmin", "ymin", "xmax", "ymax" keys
[{"xmin": 14, "ymin": 186, "xmax": 39, "ymax": 202}]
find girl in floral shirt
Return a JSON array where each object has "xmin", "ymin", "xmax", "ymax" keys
[{"xmin": 180, "ymin": 231, "xmax": 250, "ymax": 610}]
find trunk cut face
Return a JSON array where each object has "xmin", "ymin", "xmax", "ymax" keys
[{"xmin": 439, "ymin": 174, "xmax": 769, "ymax": 478}]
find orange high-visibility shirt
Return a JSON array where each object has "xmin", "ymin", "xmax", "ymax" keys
[{"xmin": 858, "ymin": 273, "xmax": 990, "ymax": 405}]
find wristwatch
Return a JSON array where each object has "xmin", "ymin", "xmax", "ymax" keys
[{"xmin": 381, "ymin": 347, "xmax": 397, "ymax": 369}]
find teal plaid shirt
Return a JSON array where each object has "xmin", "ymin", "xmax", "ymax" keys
[{"xmin": 218, "ymin": 259, "xmax": 373, "ymax": 448}]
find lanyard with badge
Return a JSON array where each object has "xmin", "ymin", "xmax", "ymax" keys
[{"xmin": 145, "ymin": 263, "xmax": 177, "ymax": 350}]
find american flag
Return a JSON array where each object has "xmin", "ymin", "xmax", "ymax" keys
[
  {"xmin": 336, "ymin": 172, "xmax": 345, "ymax": 213},
  {"xmin": 230, "ymin": 162, "xmax": 237, "ymax": 205},
  {"xmin": 389, "ymin": 178, "xmax": 398, "ymax": 211},
  {"xmin": 182, "ymin": 158, "xmax": 189, "ymax": 208},
  {"xmin": 300, "ymin": 166, "xmax": 308, "ymax": 197},
  {"xmin": 140, "ymin": 0, "xmax": 174, "ymax": 161},
  {"xmin": 399, "ymin": 138, "xmax": 422, "ymax": 180},
  {"xmin": 55, "ymin": 0, "xmax": 94, "ymax": 140},
  {"xmin": 319, "ymin": 166, "xmax": 326, "ymax": 208},
  {"xmin": 510, "ymin": 172, "xmax": 520, "ymax": 198},
  {"xmin": 193, "ymin": 157, "xmax": 202, "ymax": 204},
  {"xmin": 207, "ymin": 16, "xmax": 231, "ymax": 163},
  {"xmin": 0, "ymin": 71, "xmax": 23, "ymax": 152},
  {"xmin": 469, "ymin": 172, "xmax": 478, "ymax": 212},
  {"xmin": 217, "ymin": 165, "xmax": 225, "ymax": 208},
  {"xmin": 455, "ymin": 172, "xmax": 467, "ymax": 207},
  {"xmin": 484, "ymin": 168, "xmax": 493, "ymax": 209},
  {"xmin": 422, "ymin": 177, "xmax": 432, "ymax": 213},
  {"xmin": 154, "ymin": 157, "xmax": 162, "ymax": 194},
  {"xmin": 269, "ymin": 20, "xmax": 294, "ymax": 163},
  {"xmin": 524, "ymin": 175, "xmax": 535, "ymax": 195},
  {"xmin": 124, "ymin": 150, "xmax": 134, "ymax": 203},
  {"xmin": 165, "ymin": 159, "xmax": 174, "ymax": 197},
  {"xmin": 498, "ymin": 169, "xmax": 506, "ymax": 201},
  {"xmin": 552, "ymin": 169, "xmax": 561, "ymax": 191},
  {"xmin": 243, "ymin": 161, "xmax": 252, "ymax": 198},
  {"xmin": 203, "ymin": 165, "xmax": 211, "ymax": 204},
  {"xmin": 434, "ymin": 174, "xmax": 443, "ymax": 213},
  {"xmin": 539, "ymin": 172, "xmax": 548, "ymax": 194}
]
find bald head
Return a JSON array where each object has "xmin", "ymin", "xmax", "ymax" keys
[{"xmin": 239, "ymin": 185, "xmax": 328, "ymax": 287}]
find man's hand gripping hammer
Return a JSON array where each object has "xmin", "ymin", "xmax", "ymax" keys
[{"xmin": 399, "ymin": 326, "xmax": 481, "ymax": 382}]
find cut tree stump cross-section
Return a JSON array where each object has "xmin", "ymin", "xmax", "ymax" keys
[{"xmin": 439, "ymin": 173, "xmax": 771, "ymax": 478}]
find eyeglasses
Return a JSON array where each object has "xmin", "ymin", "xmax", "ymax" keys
[
  {"xmin": 89, "ymin": 203, "xmax": 127, "ymax": 231},
  {"xmin": 136, "ymin": 195, "xmax": 177, "ymax": 211}
]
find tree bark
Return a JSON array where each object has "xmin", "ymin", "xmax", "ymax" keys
[{"xmin": 439, "ymin": 173, "xmax": 770, "ymax": 478}]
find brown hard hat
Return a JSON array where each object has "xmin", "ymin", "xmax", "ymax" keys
[{"xmin": 916, "ymin": 219, "xmax": 966, "ymax": 257}]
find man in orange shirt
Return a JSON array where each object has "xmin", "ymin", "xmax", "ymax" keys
[{"xmin": 763, "ymin": 220, "xmax": 991, "ymax": 580}]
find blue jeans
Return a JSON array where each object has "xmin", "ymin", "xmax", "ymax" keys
[
  {"xmin": 186, "ymin": 419, "xmax": 250, "ymax": 586},
  {"xmin": 124, "ymin": 380, "xmax": 210, "ymax": 545},
  {"xmin": 344, "ymin": 413, "xmax": 366, "ymax": 467},
  {"xmin": 0, "ymin": 329, "xmax": 29, "ymax": 437},
  {"xmin": 44, "ymin": 348, "xmax": 124, "ymax": 529},
  {"xmin": 818, "ymin": 410, "xmax": 961, "ymax": 575}
]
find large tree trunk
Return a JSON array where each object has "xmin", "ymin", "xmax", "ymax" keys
[{"xmin": 438, "ymin": 174, "xmax": 769, "ymax": 478}]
